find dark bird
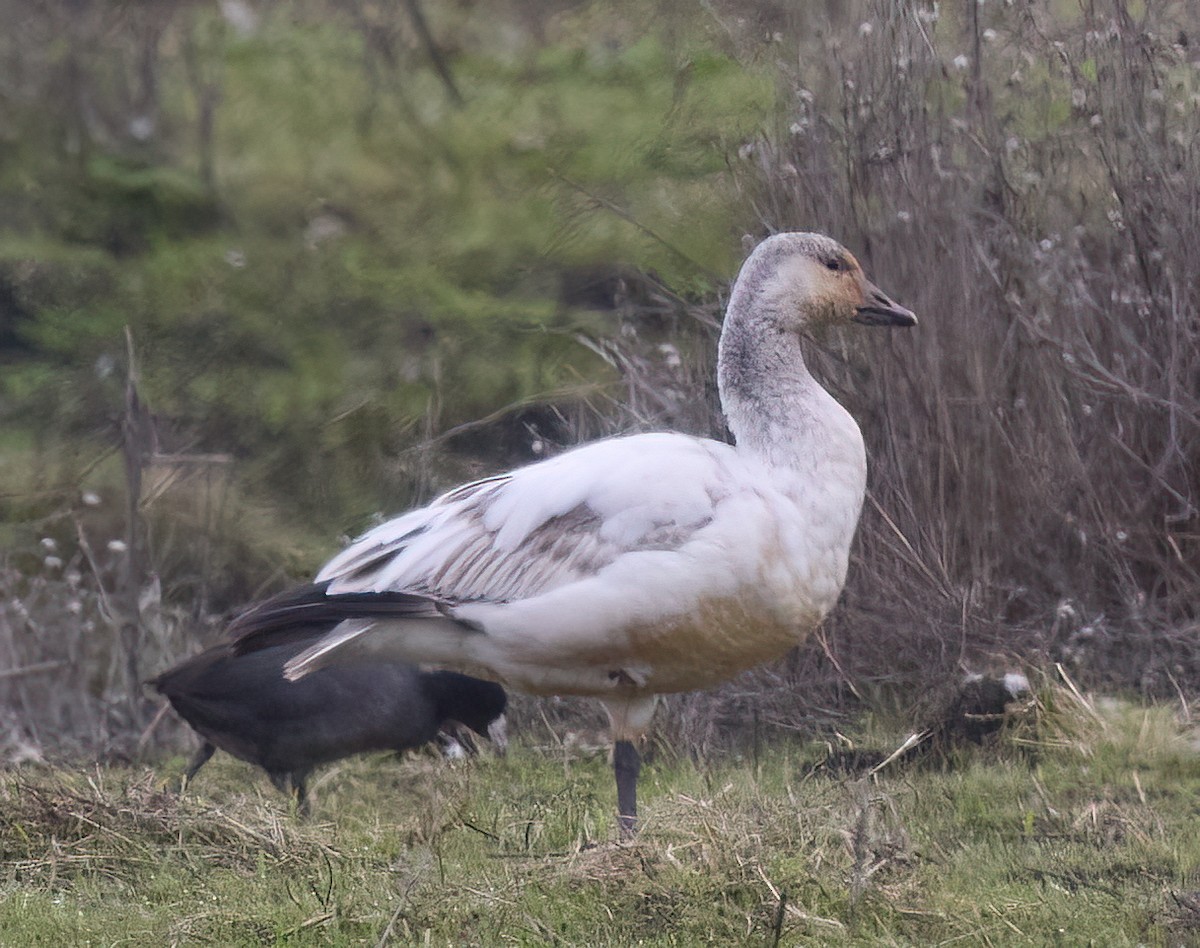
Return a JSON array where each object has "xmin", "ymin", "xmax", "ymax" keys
[
  {"xmin": 229, "ymin": 233, "xmax": 915, "ymax": 834},
  {"xmin": 152, "ymin": 639, "xmax": 507, "ymax": 813},
  {"xmin": 937, "ymin": 672, "xmax": 1032, "ymax": 745}
]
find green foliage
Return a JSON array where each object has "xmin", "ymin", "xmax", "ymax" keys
[
  {"xmin": 65, "ymin": 157, "xmax": 220, "ymax": 253},
  {"xmin": 1, "ymin": 6, "xmax": 771, "ymax": 556}
]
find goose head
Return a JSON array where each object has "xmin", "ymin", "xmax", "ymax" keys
[
  {"xmin": 729, "ymin": 232, "xmax": 917, "ymax": 333},
  {"xmin": 718, "ymin": 232, "xmax": 916, "ymax": 458}
]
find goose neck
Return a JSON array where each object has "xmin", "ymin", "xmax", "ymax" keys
[{"xmin": 717, "ymin": 319, "xmax": 858, "ymax": 471}]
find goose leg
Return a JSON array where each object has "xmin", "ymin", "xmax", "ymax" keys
[{"xmin": 613, "ymin": 739, "xmax": 640, "ymax": 837}]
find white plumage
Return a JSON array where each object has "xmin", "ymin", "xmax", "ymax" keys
[{"xmin": 232, "ymin": 232, "xmax": 916, "ymax": 833}]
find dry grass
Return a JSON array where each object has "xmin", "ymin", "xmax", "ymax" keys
[
  {"xmin": 1, "ymin": 766, "xmax": 335, "ymax": 881},
  {"xmin": 590, "ymin": 0, "xmax": 1200, "ymax": 737},
  {"xmin": 738, "ymin": 0, "xmax": 1200, "ymax": 705}
]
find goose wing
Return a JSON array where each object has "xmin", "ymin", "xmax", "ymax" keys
[
  {"xmin": 229, "ymin": 430, "xmax": 796, "ymax": 694},
  {"xmin": 316, "ymin": 431, "xmax": 735, "ymax": 605}
]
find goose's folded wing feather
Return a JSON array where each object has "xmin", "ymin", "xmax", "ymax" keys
[{"xmin": 317, "ymin": 432, "xmax": 738, "ymax": 605}]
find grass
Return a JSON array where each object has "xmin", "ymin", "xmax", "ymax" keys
[{"xmin": 4, "ymin": 686, "xmax": 1200, "ymax": 946}]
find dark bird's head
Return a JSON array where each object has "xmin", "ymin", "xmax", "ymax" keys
[{"xmin": 424, "ymin": 671, "xmax": 509, "ymax": 753}]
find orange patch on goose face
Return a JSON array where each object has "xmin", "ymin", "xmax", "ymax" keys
[{"xmin": 797, "ymin": 253, "xmax": 873, "ymax": 329}]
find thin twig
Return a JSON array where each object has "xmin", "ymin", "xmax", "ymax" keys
[
  {"xmin": 0, "ymin": 660, "xmax": 65, "ymax": 681},
  {"xmin": 867, "ymin": 731, "xmax": 929, "ymax": 778}
]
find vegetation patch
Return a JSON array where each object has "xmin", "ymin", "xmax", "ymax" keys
[{"xmin": 2, "ymin": 688, "xmax": 1199, "ymax": 943}]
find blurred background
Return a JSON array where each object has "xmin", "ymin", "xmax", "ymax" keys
[{"xmin": 0, "ymin": 0, "xmax": 1196, "ymax": 764}]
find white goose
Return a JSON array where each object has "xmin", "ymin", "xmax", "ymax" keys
[{"xmin": 230, "ymin": 232, "xmax": 916, "ymax": 834}]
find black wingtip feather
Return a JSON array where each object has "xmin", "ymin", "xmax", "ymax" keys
[{"xmin": 228, "ymin": 582, "xmax": 448, "ymax": 656}]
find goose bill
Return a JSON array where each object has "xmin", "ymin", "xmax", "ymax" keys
[{"xmin": 854, "ymin": 283, "xmax": 917, "ymax": 327}]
